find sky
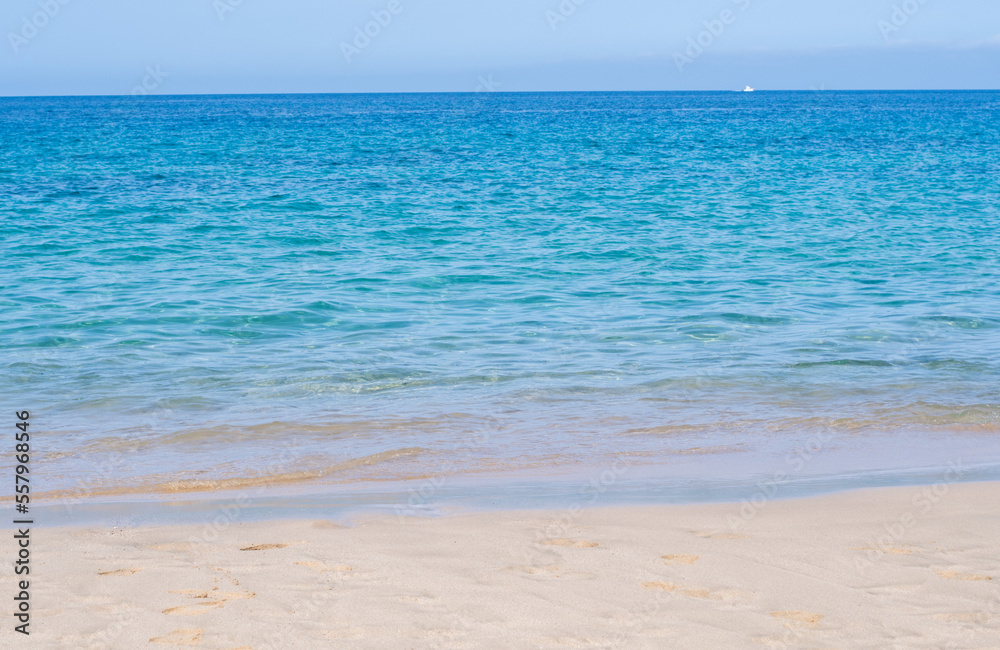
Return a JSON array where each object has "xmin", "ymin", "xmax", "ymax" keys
[{"xmin": 1, "ymin": 0, "xmax": 998, "ymax": 95}]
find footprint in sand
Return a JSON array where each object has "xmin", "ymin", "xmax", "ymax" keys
[
  {"xmin": 98, "ymin": 568, "xmax": 141, "ymax": 576},
  {"xmin": 210, "ymin": 567, "xmax": 242, "ymax": 587},
  {"xmin": 217, "ymin": 592, "xmax": 255, "ymax": 601},
  {"xmin": 168, "ymin": 590, "xmax": 255, "ymax": 603},
  {"xmin": 240, "ymin": 543, "xmax": 289, "ymax": 551},
  {"xmin": 661, "ymin": 554, "xmax": 699, "ymax": 565},
  {"xmin": 295, "ymin": 561, "xmax": 354, "ymax": 572},
  {"xmin": 770, "ymin": 611, "xmax": 824, "ymax": 629},
  {"xmin": 162, "ymin": 602, "xmax": 223, "ymax": 616},
  {"xmin": 169, "ymin": 590, "xmax": 211, "ymax": 599},
  {"xmin": 692, "ymin": 531, "xmax": 749, "ymax": 540},
  {"xmin": 641, "ymin": 581, "xmax": 739, "ymax": 601},
  {"xmin": 149, "ymin": 629, "xmax": 203, "ymax": 646},
  {"xmin": 540, "ymin": 539, "xmax": 599, "ymax": 548},
  {"xmin": 936, "ymin": 571, "xmax": 992, "ymax": 581},
  {"xmin": 933, "ymin": 612, "xmax": 990, "ymax": 623},
  {"xmin": 163, "ymin": 588, "xmax": 257, "ymax": 604},
  {"xmin": 507, "ymin": 564, "xmax": 594, "ymax": 580}
]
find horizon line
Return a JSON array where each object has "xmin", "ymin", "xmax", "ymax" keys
[{"xmin": 2, "ymin": 88, "xmax": 999, "ymax": 99}]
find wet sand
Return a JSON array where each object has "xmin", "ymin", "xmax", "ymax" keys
[{"xmin": 16, "ymin": 480, "xmax": 1000, "ymax": 648}]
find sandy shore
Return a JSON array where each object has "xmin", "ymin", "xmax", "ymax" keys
[{"xmin": 12, "ymin": 480, "xmax": 1000, "ymax": 648}]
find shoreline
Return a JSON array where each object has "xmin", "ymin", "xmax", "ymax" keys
[
  {"xmin": 24, "ymin": 422, "xmax": 1000, "ymax": 527},
  {"xmin": 19, "ymin": 458, "xmax": 992, "ymax": 530},
  {"xmin": 16, "ymin": 481, "xmax": 1000, "ymax": 647}
]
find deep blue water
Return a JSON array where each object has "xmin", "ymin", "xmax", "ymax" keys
[{"xmin": 2, "ymin": 91, "xmax": 999, "ymax": 504}]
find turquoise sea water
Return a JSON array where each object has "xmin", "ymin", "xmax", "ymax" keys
[{"xmin": 2, "ymin": 91, "xmax": 999, "ymax": 512}]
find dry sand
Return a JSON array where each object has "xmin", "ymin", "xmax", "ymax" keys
[{"xmin": 10, "ymin": 481, "xmax": 1000, "ymax": 648}]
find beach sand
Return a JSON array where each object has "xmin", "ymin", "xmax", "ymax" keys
[{"xmin": 16, "ymin": 481, "xmax": 1000, "ymax": 648}]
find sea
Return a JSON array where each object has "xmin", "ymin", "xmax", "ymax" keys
[{"xmin": 2, "ymin": 91, "xmax": 999, "ymax": 524}]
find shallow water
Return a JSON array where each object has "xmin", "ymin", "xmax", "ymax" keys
[{"xmin": 2, "ymin": 91, "xmax": 999, "ymax": 508}]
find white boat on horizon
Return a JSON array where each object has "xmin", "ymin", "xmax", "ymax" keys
[{"xmin": 743, "ymin": 86, "xmax": 754, "ymax": 92}]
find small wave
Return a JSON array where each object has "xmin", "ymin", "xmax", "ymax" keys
[
  {"xmin": 715, "ymin": 312, "xmax": 793, "ymax": 326},
  {"xmin": 34, "ymin": 447, "xmax": 426, "ymax": 500},
  {"xmin": 921, "ymin": 316, "xmax": 998, "ymax": 329},
  {"xmin": 791, "ymin": 359, "xmax": 893, "ymax": 368}
]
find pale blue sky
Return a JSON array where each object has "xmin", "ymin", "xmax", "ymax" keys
[{"xmin": 1, "ymin": 0, "xmax": 998, "ymax": 95}]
